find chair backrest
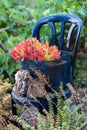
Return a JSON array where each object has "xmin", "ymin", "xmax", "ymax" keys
[{"xmin": 32, "ymin": 14, "xmax": 82, "ymax": 78}]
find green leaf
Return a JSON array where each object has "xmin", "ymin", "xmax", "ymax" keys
[{"xmin": 0, "ymin": 0, "xmax": 11, "ymax": 8}]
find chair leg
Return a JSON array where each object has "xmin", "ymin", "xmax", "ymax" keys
[{"xmin": 12, "ymin": 98, "xmax": 17, "ymax": 115}]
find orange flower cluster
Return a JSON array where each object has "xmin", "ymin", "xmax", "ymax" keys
[{"xmin": 11, "ymin": 38, "xmax": 61, "ymax": 61}]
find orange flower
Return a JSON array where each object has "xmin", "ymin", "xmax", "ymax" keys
[{"xmin": 11, "ymin": 38, "xmax": 61, "ymax": 61}]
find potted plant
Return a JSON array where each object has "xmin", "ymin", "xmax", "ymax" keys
[
  {"xmin": 11, "ymin": 38, "xmax": 72, "ymax": 93},
  {"xmin": 11, "ymin": 37, "xmax": 72, "ymax": 114}
]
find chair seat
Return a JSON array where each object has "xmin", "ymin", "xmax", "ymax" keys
[{"xmin": 11, "ymin": 87, "xmax": 71, "ymax": 115}]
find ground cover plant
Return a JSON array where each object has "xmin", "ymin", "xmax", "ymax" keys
[{"xmin": 0, "ymin": 70, "xmax": 87, "ymax": 130}]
